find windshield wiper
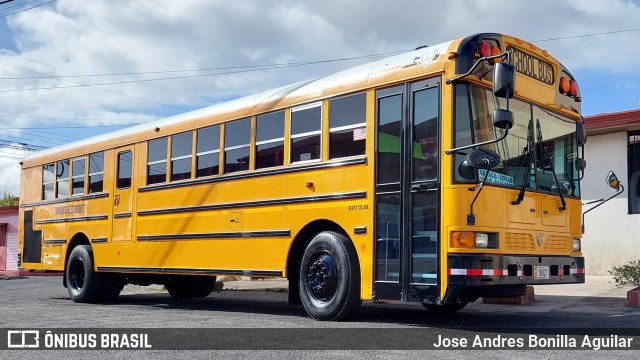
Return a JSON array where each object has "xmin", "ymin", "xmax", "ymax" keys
[
  {"xmin": 511, "ymin": 118, "xmax": 534, "ymax": 205},
  {"xmin": 536, "ymin": 119, "xmax": 567, "ymax": 211}
]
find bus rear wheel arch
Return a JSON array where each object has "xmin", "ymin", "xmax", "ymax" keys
[{"xmin": 299, "ymin": 231, "xmax": 362, "ymax": 321}]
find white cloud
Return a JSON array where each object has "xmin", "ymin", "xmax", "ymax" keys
[{"xmin": 1, "ymin": 0, "xmax": 640, "ymax": 195}]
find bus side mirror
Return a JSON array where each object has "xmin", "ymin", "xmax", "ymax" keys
[
  {"xmin": 466, "ymin": 148, "xmax": 501, "ymax": 170},
  {"xmin": 577, "ymin": 158, "xmax": 586, "ymax": 171},
  {"xmin": 493, "ymin": 62, "xmax": 515, "ymax": 99},
  {"xmin": 577, "ymin": 122, "xmax": 587, "ymax": 146},
  {"xmin": 493, "ymin": 109, "xmax": 513, "ymax": 130},
  {"xmin": 607, "ymin": 171, "xmax": 620, "ymax": 191}
]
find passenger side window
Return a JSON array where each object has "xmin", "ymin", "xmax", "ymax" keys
[
  {"xmin": 196, "ymin": 125, "xmax": 220, "ymax": 177},
  {"xmin": 329, "ymin": 92, "xmax": 366, "ymax": 159},
  {"xmin": 171, "ymin": 132, "xmax": 192, "ymax": 181},
  {"xmin": 256, "ymin": 111, "xmax": 285, "ymax": 169},
  {"xmin": 89, "ymin": 152, "xmax": 104, "ymax": 193},
  {"xmin": 117, "ymin": 151, "xmax": 133, "ymax": 189},
  {"xmin": 71, "ymin": 157, "xmax": 86, "ymax": 195},
  {"xmin": 42, "ymin": 163, "xmax": 55, "ymax": 200},
  {"xmin": 147, "ymin": 137, "xmax": 168, "ymax": 185},
  {"xmin": 291, "ymin": 102, "xmax": 322, "ymax": 163},
  {"xmin": 224, "ymin": 118, "xmax": 251, "ymax": 173},
  {"xmin": 56, "ymin": 160, "xmax": 70, "ymax": 198}
]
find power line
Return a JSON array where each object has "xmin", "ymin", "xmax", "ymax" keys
[
  {"xmin": 0, "ymin": 115, "xmax": 152, "ymax": 121},
  {"xmin": 0, "ymin": 51, "xmax": 407, "ymax": 92},
  {"xmin": 0, "ymin": 0, "xmax": 56, "ymax": 19},
  {"xmin": 0, "ymin": 51, "xmax": 407, "ymax": 80},
  {"xmin": 7, "ymin": 124, "xmax": 134, "ymax": 129},
  {"xmin": 0, "ymin": 1, "xmax": 16, "ymax": 6},
  {"xmin": 0, "ymin": 0, "xmax": 41, "ymax": 11},
  {"xmin": 0, "ymin": 61, "xmax": 190, "ymax": 111},
  {"xmin": 532, "ymin": 28, "xmax": 640, "ymax": 42}
]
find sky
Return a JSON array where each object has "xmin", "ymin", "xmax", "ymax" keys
[{"xmin": 1, "ymin": 0, "xmax": 640, "ymax": 196}]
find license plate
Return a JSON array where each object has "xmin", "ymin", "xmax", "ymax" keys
[{"xmin": 535, "ymin": 266, "xmax": 550, "ymax": 280}]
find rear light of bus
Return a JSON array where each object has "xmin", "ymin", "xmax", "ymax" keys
[
  {"xmin": 569, "ymin": 80, "xmax": 579, "ymax": 97},
  {"xmin": 451, "ymin": 232, "xmax": 497, "ymax": 249},
  {"xmin": 559, "ymin": 76, "xmax": 581, "ymax": 101},
  {"xmin": 572, "ymin": 238, "xmax": 581, "ymax": 252},
  {"xmin": 478, "ymin": 41, "xmax": 492, "ymax": 58},
  {"xmin": 476, "ymin": 40, "xmax": 502, "ymax": 63}
]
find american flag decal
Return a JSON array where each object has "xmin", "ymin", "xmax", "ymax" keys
[{"xmin": 352, "ymin": 127, "xmax": 366, "ymax": 141}]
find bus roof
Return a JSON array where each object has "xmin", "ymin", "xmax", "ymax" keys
[{"xmin": 23, "ymin": 38, "xmax": 455, "ymax": 166}]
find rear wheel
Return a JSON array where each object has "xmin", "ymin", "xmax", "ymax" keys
[
  {"xmin": 66, "ymin": 245, "xmax": 105, "ymax": 303},
  {"xmin": 422, "ymin": 302, "xmax": 467, "ymax": 314},
  {"xmin": 299, "ymin": 231, "xmax": 361, "ymax": 321}
]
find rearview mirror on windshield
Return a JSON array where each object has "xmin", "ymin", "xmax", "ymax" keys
[{"xmin": 492, "ymin": 109, "xmax": 514, "ymax": 130}]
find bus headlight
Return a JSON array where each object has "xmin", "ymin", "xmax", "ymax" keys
[
  {"xmin": 475, "ymin": 233, "xmax": 489, "ymax": 248},
  {"xmin": 573, "ymin": 238, "xmax": 581, "ymax": 252}
]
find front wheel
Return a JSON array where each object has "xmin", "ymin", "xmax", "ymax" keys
[
  {"xmin": 66, "ymin": 245, "xmax": 105, "ymax": 303},
  {"xmin": 299, "ymin": 231, "xmax": 361, "ymax": 321}
]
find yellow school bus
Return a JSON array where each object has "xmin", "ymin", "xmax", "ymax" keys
[{"xmin": 19, "ymin": 33, "xmax": 590, "ymax": 320}]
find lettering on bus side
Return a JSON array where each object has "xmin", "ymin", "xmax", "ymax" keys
[
  {"xmin": 54, "ymin": 204, "xmax": 87, "ymax": 216},
  {"xmin": 507, "ymin": 46, "xmax": 554, "ymax": 85}
]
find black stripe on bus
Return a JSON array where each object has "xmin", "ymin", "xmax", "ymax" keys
[
  {"xmin": 96, "ymin": 266, "xmax": 282, "ymax": 277},
  {"xmin": 43, "ymin": 239, "xmax": 66, "ymax": 245},
  {"xmin": 138, "ymin": 157, "xmax": 366, "ymax": 193},
  {"xmin": 20, "ymin": 192, "xmax": 109, "ymax": 208},
  {"xmin": 92, "ymin": 238, "xmax": 108, "ymax": 243},
  {"xmin": 138, "ymin": 191, "xmax": 367, "ymax": 216},
  {"xmin": 113, "ymin": 212, "xmax": 132, "ymax": 219},
  {"xmin": 354, "ymin": 226, "xmax": 367, "ymax": 235},
  {"xmin": 35, "ymin": 215, "xmax": 109, "ymax": 225},
  {"xmin": 137, "ymin": 230, "xmax": 291, "ymax": 242}
]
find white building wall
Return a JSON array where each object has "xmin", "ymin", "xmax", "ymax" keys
[{"xmin": 581, "ymin": 132, "xmax": 640, "ymax": 275}]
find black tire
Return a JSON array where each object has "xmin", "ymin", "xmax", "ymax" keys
[
  {"xmin": 65, "ymin": 245, "xmax": 105, "ymax": 303},
  {"xmin": 299, "ymin": 231, "xmax": 361, "ymax": 321},
  {"xmin": 102, "ymin": 275, "xmax": 125, "ymax": 302},
  {"xmin": 194, "ymin": 276, "xmax": 216, "ymax": 297},
  {"xmin": 422, "ymin": 302, "xmax": 467, "ymax": 314},
  {"xmin": 166, "ymin": 275, "xmax": 215, "ymax": 298}
]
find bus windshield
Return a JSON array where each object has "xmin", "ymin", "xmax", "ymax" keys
[{"xmin": 454, "ymin": 84, "xmax": 580, "ymax": 198}]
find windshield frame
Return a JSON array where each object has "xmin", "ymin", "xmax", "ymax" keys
[{"xmin": 452, "ymin": 83, "xmax": 581, "ymax": 199}]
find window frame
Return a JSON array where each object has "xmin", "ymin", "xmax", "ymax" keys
[
  {"xmin": 117, "ymin": 150, "xmax": 133, "ymax": 189},
  {"xmin": 55, "ymin": 159, "xmax": 70, "ymax": 198},
  {"xmin": 223, "ymin": 118, "xmax": 251, "ymax": 174},
  {"xmin": 196, "ymin": 125, "xmax": 221, "ymax": 178},
  {"xmin": 170, "ymin": 131, "xmax": 193, "ymax": 182},
  {"xmin": 42, "ymin": 163, "xmax": 55, "ymax": 200},
  {"xmin": 290, "ymin": 101, "xmax": 323, "ymax": 164},
  {"xmin": 88, "ymin": 151, "xmax": 105, "ymax": 194},
  {"xmin": 255, "ymin": 110, "xmax": 285, "ymax": 170},
  {"xmin": 147, "ymin": 137, "xmax": 168, "ymax": 185},
  {"xmin": 328, "ymin": 92, "xmax": 367, "ymax": 160},
  {"xmin": 71, "ymin": 156, "xmax": 86, "ymax": 196}
]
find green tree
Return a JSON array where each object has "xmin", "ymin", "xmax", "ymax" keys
[{"xmin": 0, "ymin": 193, "xmax": 17, "ymax": 207}]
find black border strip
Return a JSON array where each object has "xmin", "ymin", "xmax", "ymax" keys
[
  {"xmin": 43, "ymin": 239, "xmax": 66, "ymax": 245},
  {"xmin": 139, "ymin": 157, "xmax": 366, "ymax": 193},
  {"xmin": 20, "ymin": 192, "xmax": 109, "ymax": 208},
  {"xmin": 92, "ymin": 238, "xmax": 107, "ymax": 243},
  {"xmin": 35, "ymin": 215, "xmax": 108, "ymax": 225},
  {"xmin": 96, "ymin": 266, "xmax": 282, "ymax": 277},
  {"xmin": 113, "ymin": 212, "xmax": 132, "ymax": 219},
  {"xmin": 138, "ymin": 191, "xmax": 367, "ymax": 216},
  {"xmin": 137, "ymin": 230, "xmax": 290, "ymax": 241},
  {"xmin": 354, "ymin": 226, "xmax": 367, "ymax": 235}
]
